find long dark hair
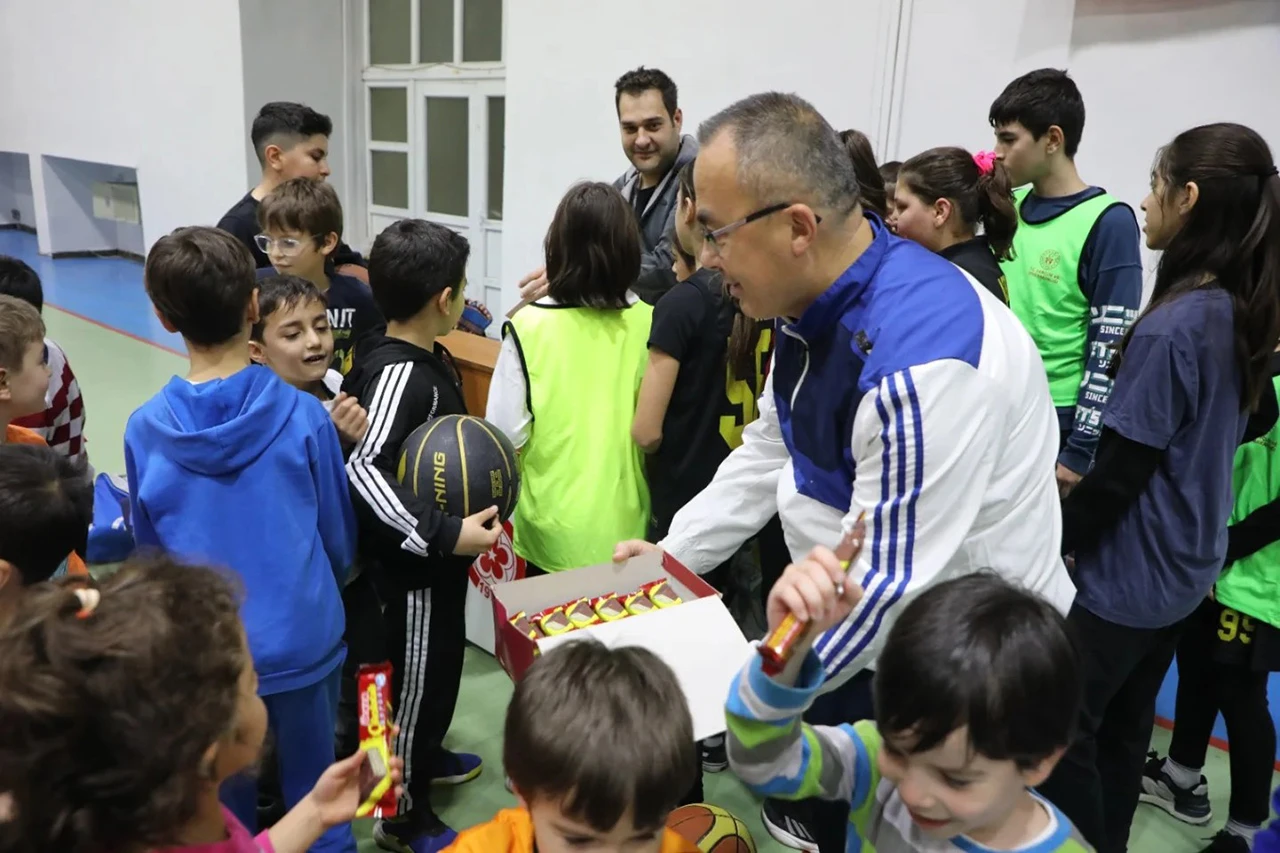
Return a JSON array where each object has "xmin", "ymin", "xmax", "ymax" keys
[
  {"xmin": 1117, "ymin": 123, "xmax": 1280, "ymax": 411},
  {"xmin": 899, "ymin": 147, "xmax": 1018, "ymax": 261},
  {"xmin": 674, "ymin": 161, "xmax": 762, "ymax": 382},
  {"xmin": 838, "ymin": 129, "xmax": 887, "ymax": 218},
  {"xmin": 544, "ymin": 182, "xmax": 640, "ymax": 310},
  {"xmin": 672, "ymin": 161, "xmax": 698, "ymax": 272},
  {"xmin": 668, "ymin": 223, "xmax": 696, "ymax": 273}
]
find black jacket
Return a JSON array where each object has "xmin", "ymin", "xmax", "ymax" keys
[
  {"xmin": 342, "ymin": 333, "xmax": 472, "ymax": 592},
  {"xmin": 939, "ymin": 238, "xmax": 1009, "ymax": 305}
]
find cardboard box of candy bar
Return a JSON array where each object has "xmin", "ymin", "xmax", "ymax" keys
[{"xmin": 491, "ymin": 551, "xmax": 753, "ymax": 740}]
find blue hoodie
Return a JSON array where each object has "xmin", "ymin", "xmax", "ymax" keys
[{"xmin": 124, "ymin": 365, "xmax": 356, "ymax": 695}]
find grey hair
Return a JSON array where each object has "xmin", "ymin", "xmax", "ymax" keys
[{"xmin": 698, "ymin": 92, "xmax": 861, "ymax": 214}]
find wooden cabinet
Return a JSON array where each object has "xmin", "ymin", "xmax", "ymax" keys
[{"xmin": 440, "ymin": 330, "xmax": 499, "ymax": 416}]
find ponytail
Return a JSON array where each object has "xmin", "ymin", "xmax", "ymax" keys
[
  {"xmin": 900, "ymin": 147, "xmax": 1018, "ymax": 259},
  {"xmin": 1236, "ymin": 169, "xmax": 1280, "ymax": 409},
  {"xmin": 976, "ymin": 161, "xmax": 1018, "ymax": 261},
  {"xmin": 1114, "ymin": 123, "xmax": 1280, "ymax": 411},
  {"xmin": 839, "ymin": 129, "xmax": 888, "ymax": 217}
]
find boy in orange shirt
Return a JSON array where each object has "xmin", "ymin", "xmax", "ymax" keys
[{"xmin": 447, "ymin": 641, "xmax": 700, "ymax": 853}]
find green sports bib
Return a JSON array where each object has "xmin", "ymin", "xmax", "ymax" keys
[
  {"xmin": 1216, "ymin": 372, "xmax": 1280, "ymax": 627},
  {"xmin": 505, "ymin": 301, "xmax": 653, "ymax": 571},
  {"xmin": 1002, "ymin": 188, "xmax": 1121, "ymax": 407}
]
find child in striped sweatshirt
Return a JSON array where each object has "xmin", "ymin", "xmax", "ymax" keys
[{"xmin": 726, "ymin": 558, "xmax": 1094, "ymax": 852}]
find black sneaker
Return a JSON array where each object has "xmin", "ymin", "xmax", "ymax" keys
[
  {"xmin": 373, "ymin": 816, "xmax": 458, "ymax": 853},
  {"xmin": 1139, "ymin": 751, "xmax": 1212, "ymax": 825},
  {"xmin": 1201, "ymin": 829, "xmax": 1250, "ymax": 853},
  {"xmin": 761, "ymin": 799, "xmax": 818, "ymax": 852},
  {"xmin": 701, "ymin": 735, "xmax": 728, "ymax": 773}
]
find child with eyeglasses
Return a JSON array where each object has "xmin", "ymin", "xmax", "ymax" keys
[{"xmin": 257, "ymin": 178, "xmax": 385, "ymax": 376}]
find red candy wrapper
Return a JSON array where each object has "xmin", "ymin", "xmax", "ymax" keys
[
  {"xmin": 565, "ymin": 597, "xmax": 601, "ymax": 628},
  {"xmin": 642, "ymin": 579, "xmax": 682, "ymax": 608},
  {"xmin": 356, "ymin": 662, "xmax": 397, "ymax": 818},
  {"xmin": 759, "ymin": 513, "xmax": 867, "ymax": 676},
  {"xmin": 534, "ymin": 606, "xmax": 576, "ymax": 636},
  {"xmin": 623, "ymin": 590, "xmax": 656, "ymax": 615},
  {"xmin": 591, "ymin": 593, "xmax": 629, "ymax": 622},
  {"xmin": 509, "ymin": 611, "xmax": 544, "ymax": 640}
]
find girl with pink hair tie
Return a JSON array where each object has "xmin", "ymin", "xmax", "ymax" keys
[{"xmin": 888, "ymin": 147, "xmax": 1017, "ymax": 304}]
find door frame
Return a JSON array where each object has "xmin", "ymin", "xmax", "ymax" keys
[
  {"xmin": 345, "ymin": 0, "xmax": 508, "ymax": 276},
  {"xmin": 411, "ymin": 79, "xmax": 504, "ymax": 313},
  {"xmin": 411, "ymin": 79, "xmax": 503, "ymax": 229}
]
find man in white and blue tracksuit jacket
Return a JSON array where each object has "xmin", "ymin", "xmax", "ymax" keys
[
  {"xmin": 640, "ymin": 92, "xmax": 1077, "ymax": 851},
  {"xmin": 663, "ymin": 211, "xmax": 1075, "ymax": 673}
]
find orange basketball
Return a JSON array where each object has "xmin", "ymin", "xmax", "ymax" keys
[{"xmin": 667, "ymin": 803, "xmax": 756, "ymax": 853}]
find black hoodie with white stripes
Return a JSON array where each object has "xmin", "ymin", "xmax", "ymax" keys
[{"xmin": 342, "ymin": 332, "xmax": 473, "ymax": 592}]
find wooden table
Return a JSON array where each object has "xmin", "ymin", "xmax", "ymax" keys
[{"xmin": 440, "ymin": 330, "xmax": 500, "ymax": 416}]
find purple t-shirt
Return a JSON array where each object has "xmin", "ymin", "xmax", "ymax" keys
[{"xmin": 1074, "ymin": 287, "xmax": 1247, "ymax": 629}]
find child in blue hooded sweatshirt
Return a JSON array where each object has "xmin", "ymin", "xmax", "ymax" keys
[{"xmin": 124, "ymin": 226, "xmax": 358, "ymax": 853}]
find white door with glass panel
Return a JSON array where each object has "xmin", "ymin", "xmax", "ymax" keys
[{"xmin": 364, "ymin": 0, "xmax": 506, "ymax": 319}]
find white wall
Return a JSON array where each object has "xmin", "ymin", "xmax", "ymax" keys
[
  {"xmin": 0, "ymin": 151, "xmax": 36, "ymax": 229},
  {"xmin": 0, "ymin": 0, "xmax": 247, "ymax": 252},
  {"xmin": 892, "ymin": 0, "xmax": 1078, "ymax": 158},
  {"xmin": 1069, "ymin": 0, "xmax": 1280, "ymax": 296},
  {"xmin": 501, "ymin": 0, "xmax": 898, "ymax": 307},
  {"xmin": 889, "ymin": 0, "xmax": 1280, "ymax": 300},
  {"xmin": 238, "ymin": 0, "xmax": 356, "ymax": 247}
]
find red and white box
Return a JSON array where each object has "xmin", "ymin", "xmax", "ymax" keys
[
  {"xmin": 490, "ymin": 551, "xmax": 752, "ymax": 740},
  {"xmin": 465, "ymin": 520, "xmax": 526, "ymax": 654}
]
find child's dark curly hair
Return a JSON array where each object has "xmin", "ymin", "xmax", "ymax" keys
[{"xmin": 0, "ymin": 555, "xmax": 248, "ymax": 852}]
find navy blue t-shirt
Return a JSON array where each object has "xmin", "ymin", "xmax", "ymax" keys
[
  {"xmin": 257, "ymin": 268, "xmax": 385, "ymax": 375},
  {"xmin": 1074, "ymin": 287, "xmax": 1247, "ymax": 629}
]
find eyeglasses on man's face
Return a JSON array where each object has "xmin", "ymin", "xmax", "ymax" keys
[{"xmin": 700, "ymin": 202, "xmax": 822, "ymax": 257}]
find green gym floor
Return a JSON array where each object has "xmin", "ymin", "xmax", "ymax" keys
[{"xmin": 27, "ymin": 232, "xmax": 1269, "ymax": 852}]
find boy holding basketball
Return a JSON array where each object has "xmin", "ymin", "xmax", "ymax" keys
[
  {"xmin": 124, "ymin": 226, "xmax": 358, "ymax": 853},
  {"xmin": 447, "ymin": 640, "xmax": 702, "ymax": 853},
  {"xmin": 343, "ymin": 218, "xmax": 501, "ymax": 853},
  {"xmin": 727, "ymin": 562, "xmax": 1093, "ymax": 852}
]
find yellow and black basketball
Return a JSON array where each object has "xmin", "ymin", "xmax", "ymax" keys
[
  {"xmin": 667, "ymin": 803, "xmax": 756, "ymax": 853},
  {"xmin": 396, "ymin": 414, "xmax": 520, "ymax": 522}
]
